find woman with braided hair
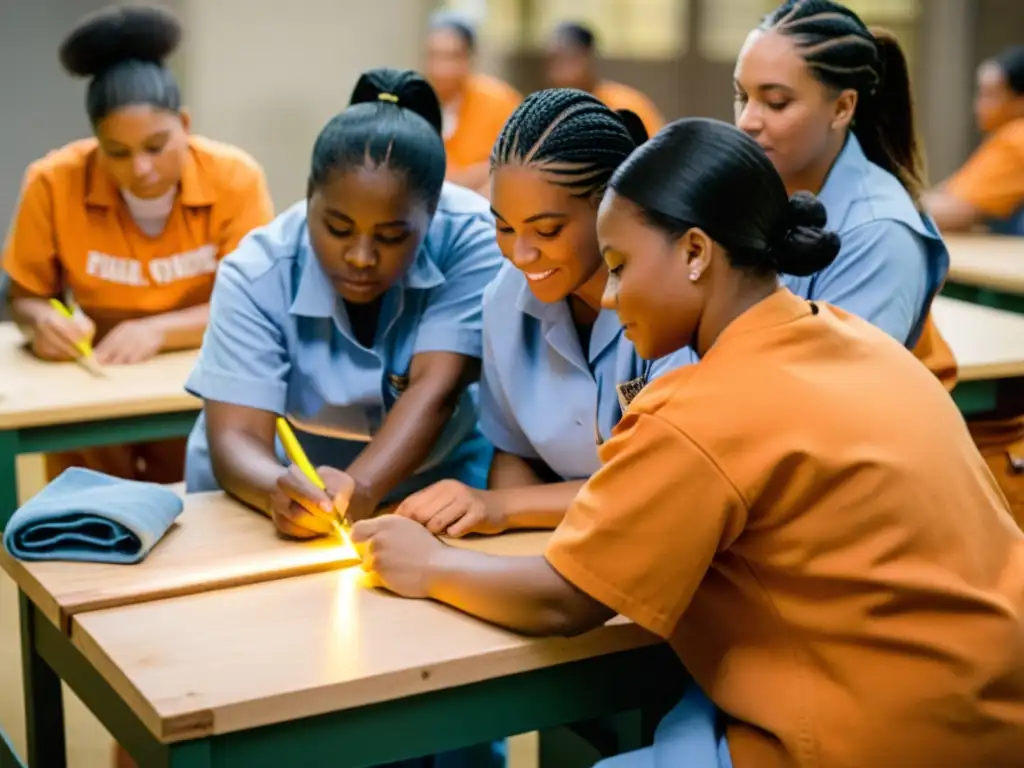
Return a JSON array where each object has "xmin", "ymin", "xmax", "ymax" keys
[
  {"xmin": 734, "ymin": 0, "xmax": 957, "ymax": 382},
  {"xmin": 735, "ymin": 0, "xmax": 1023, "ymax": 525},
  {"xmin": 396, "ymin": 89, "xmax": 690, "ymax": 537}
]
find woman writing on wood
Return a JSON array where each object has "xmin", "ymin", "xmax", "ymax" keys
[
  {"xmin": 185, "ymin": 69, "xmax": 503, "ymax": 539},
  {"xmin": 1, "ymin": 5, "xmax": 273, "ymax": 484},
  {"xmin": 355, "ymin": 118, "xmax": 1024, "ymax": 767}
]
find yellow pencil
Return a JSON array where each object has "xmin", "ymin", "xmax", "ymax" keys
[
  {"xmin": 275, "ymin": 417, "xmax": 358, "ymax": 552},
  {"xmin": 276, "ymin": 416, "xmax": 326, "ymax": 491},
  {"xmin": 48, "ymin": 298, "xmax": 105, "ymax": 377}
]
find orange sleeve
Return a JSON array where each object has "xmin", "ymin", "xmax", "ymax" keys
[
  {"xmin": 944, "ymin": 127, "xmax": 1024, "ymax": 218},
  {"xmin": 217, "ymin": 162, "xmax": 274, "ymax": 258},
  {"xmin": 544, "ymin": 411, "xmax": 748, "ymax": 638},
  {"xmin": 1, "ymin": 166, "xmax": 62, "ymax": 297}
]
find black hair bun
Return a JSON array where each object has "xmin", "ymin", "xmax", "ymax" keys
[
  {"xmin": 615, "ymin": 109, "xmax": 649, "ymax": 147},
  {"xmin": 349, "ymin": 68, "xmax": 444, "ymax": 137},
  {"xmin": 59, "ymin": 5, "xmax": 182, "ymax": 79},
  {"xmin": 772, "ymin": 191, "xmax": 841, "ymax": 277}
]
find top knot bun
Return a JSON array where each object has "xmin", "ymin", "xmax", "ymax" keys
[
  {"xmin": 59, "ymin": 5, "xmax": 182, "ymax": 79},
  {"xmin": 614, "ymin": 109, "xmax": 649, "ymax": 147},
  {"xmin": 771, "ymin": 191, "xmax": 841, "ymax": 277}
]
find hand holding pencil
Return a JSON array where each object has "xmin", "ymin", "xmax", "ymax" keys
[
  {"xmin": 32, "ymin": 299, "xmax": 100, "ymax": 373},
  {"xmin": 272, "ymin": 417, "xmax": 357, "ymax": 540}
]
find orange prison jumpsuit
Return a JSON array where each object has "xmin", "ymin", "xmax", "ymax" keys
[
  {"xmin": 2, "ymin": 135, "xmax": 274, "ymax": 484},
  {"xmin": 547, "ymin": 290, "xmax": 1024, "ymax": 767}
]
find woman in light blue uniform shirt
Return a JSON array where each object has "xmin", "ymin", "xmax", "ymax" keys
[
  {"xmin": 396, "ymin": 89, "xmax": 688, "ymax": 537},
  {"xmin": 732, "ymin": 0, "xmax": 952, "ymax": 370},
  {"xmin": 184, "ymin": 68, "xmax": 502, "ymax": 537}
]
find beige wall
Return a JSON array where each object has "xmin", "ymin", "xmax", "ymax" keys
[{"xmin": 180, "ymin": 0, "xmax": 433, "ymax": 208}]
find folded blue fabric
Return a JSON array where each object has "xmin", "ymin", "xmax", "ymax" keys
[{"xmin": 3, "ymin": 468, "xmax": 183, "ymax": 564}]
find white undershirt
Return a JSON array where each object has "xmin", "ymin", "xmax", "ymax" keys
[
  {"xmin": 442, "ymin": 98, "xmax": 462, "ymax": 141},
  {"xmin": 121, "ymin": 187, "xmax": 176, "ymax": 238}
]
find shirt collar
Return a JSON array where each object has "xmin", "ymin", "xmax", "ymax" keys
[
  {"xmin": 85, "ymin": 137, "xmax": 215, "ymax": 208},
  {"xmin": 816, "ymin": 133, "xmax": 866, "ymax": 230},
  {"xmin": 513, "ymin": 270, "xmax": 621, "ymax": 363}
]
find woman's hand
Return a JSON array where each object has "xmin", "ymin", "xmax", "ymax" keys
[
  {"xmin": 31, "ymin": 307, "xmax": 95, "ymax": 362},
  {"xmin": 351, "ymin": 514, "xmax": 446, "ymax": 598},
  {"xmin": 269, "ymin": 465, "xmax": 340, "ymax": 539},
  {"xmin": 94, "ymin": 318, "xmax": 164, "ymax": 364},
  {"xmin": 395, "ymin": 480, "xmax": 507, "ymax": 537}
]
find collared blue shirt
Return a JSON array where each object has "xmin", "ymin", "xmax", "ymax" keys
[
  {"xmin": 184, "ymin": 183, "xmax": 502, "ymax": 497},
  {"xmin": 784, "ymin": 134, "xmax": 949, "ymax": 348},
  {"xmin": 479, "ymin": 262, "xmax": 690, "ymax": 480}
]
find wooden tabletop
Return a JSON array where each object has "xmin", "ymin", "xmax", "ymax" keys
[
  {"xmin": 70, "ymin": 566, "xmax": 656, "ymax": 742},
  {"xmin": 0, "ymin": 323, "xmax": 200, "ymax": 430},
  {"xmin": 1, "ymin": 490, "xmax": 551, "ymax": 634},
  {"xmin": 0, "ymin": 491, "xmax": 363, "ymax": 632},
  {"xmin": 932, "ymin": 297, "xmax": 1024, "ymax": 382},
  {"xmin": 946, "ymin": 234, "xmax": 1024, "ymax": 295}
]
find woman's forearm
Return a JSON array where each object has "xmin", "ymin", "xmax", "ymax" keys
[
  {"xmin": 144, "ymin": 303, "xmax": 210, "ymax": 352},
  {"xmin": 10, "ymin": 296, "xmax": 52, "ymax": 333},
  {"xmin": 492, "ymin": 481, "xmax": 585, "ymax": 530},
  {"xmin": 205, "ymin": 405, "xmax": 286, "ymax": 515},
  {"xmin": 346, "ymin": 381, "xmax": 456, "ymax": 505},
  {"xmin": 487, "ymin": 451, "xmax": 583, "ymax": 530},
  {"xmin": 426, "ymin": 548, "xmax": 612, "ymax": 636}
]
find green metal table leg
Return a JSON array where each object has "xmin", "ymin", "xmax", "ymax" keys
[
  {"xmin": 0, "ymin": 728, "xmax": 25, "ymax": 768},
  {"xmin": 0, "ymin": 429, "xmax": 20, "ymax": 531},
  {"xmin": 19, "ymin": 593, "xmax": 66, "ymax": 768}
]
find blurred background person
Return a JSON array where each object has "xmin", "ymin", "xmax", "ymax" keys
[
  {"xmin": 925, "ymin": 44, "xmax": 1024, "ymax": 235},
  {"xmin": 544, "ymin": 21, "xmax": 665, "ymax": 137},
  {"xmin": 425, "ymin": 11, "xmax": 521, "ymax": 196}
]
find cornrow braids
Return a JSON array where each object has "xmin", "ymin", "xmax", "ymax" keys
[
  {"xmin": 762, "ymin": 0, "xmax": 926, "ymax": 201},
  {"xmin": 492, "ymin": 88, "xmax": 646, "ymax": 198}
]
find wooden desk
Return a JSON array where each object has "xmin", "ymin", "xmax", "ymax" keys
[
  {"xmin": 0, "ymin": 323, "xmax": 201, "ymax": 527},
  {"xmin": 14, "ymin": 515, "xmax": 680, "ymax": 767},
  {"xmin": 932, "ymin": 297, "xmax": 1024, "ymax": 415},
  {"xmin": 933, "ymin": 297, "xmax": 1024, "ymax": 382},
  {"xmin": 943, "ymin": 235, "xmax": 1024, "ymax": 313},
  {"xmin": 0, "ymin": 492, "xmax": 364, "ymax": 633}
]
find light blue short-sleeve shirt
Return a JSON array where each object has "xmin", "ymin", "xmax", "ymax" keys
[
  {"xmin": 479, "ymin": 263, "xmax": 690, "ymax": 480},
  {"xmin": 184, "ymin": 183, "xmax": 502, "ymax": 498},
  {"xmin": 783, "ymin": 134, "xmax": 950, "ymax": 348}
]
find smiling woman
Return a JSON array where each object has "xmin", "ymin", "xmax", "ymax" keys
[
  {"xmin": 395, "ymin": 89, "xmax": 692, "ymax": 540},
  {"xmin": 184, "ymin": 68, "xmax": 503, "ymax": 546},
  {"xmin": 1, "ymin": 4, "xmax": 274, "ymax": 486}
]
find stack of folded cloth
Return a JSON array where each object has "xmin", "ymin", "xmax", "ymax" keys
[{"xmin": 3, "ymin": 467, "xmax": 184, "ymax": 564}]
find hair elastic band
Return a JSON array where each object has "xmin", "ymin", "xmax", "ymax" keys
[{"xmin": 378, "ymin": 93, "xmax": 399, "ymax": 103}]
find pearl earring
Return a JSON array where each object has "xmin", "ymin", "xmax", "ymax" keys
[{"xmin": 689, "ymin": 270, "xmax": 700, "ymax": 282}]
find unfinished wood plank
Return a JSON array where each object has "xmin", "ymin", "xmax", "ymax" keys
[{"xmin": 71, "ymin": 568, "xmax": 656, "ymax": 741}]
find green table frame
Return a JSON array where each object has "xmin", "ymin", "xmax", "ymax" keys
[
  {"xmin": 942, "ymin": 282, "xmax": 1024, "ymax": 315},
  {"xmin": 0, "ymin": 409, "xmax": 198, "ymax": 767},
  {"xmin": 17, "ymin": 592, "xmax": 685, "ymax": 768},
  {"xmin": 0, "ymin": 410, "xmax": 199, "ymax": 530}
]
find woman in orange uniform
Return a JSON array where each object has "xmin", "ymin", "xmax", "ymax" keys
[
  {"xmin": 425, "ymin": 12, "xmax": 522, "ymax": 196},
  {"xmin": 2, "ymin": 5, "xmax": 273, "ymax": 484},
  {"xmin": 352, "ymin": 118, "xmax": 1024, "ymax": 767},
  {"xmin": 545, "ymin": 22, "xmax": 665, "ymax": 137}
]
